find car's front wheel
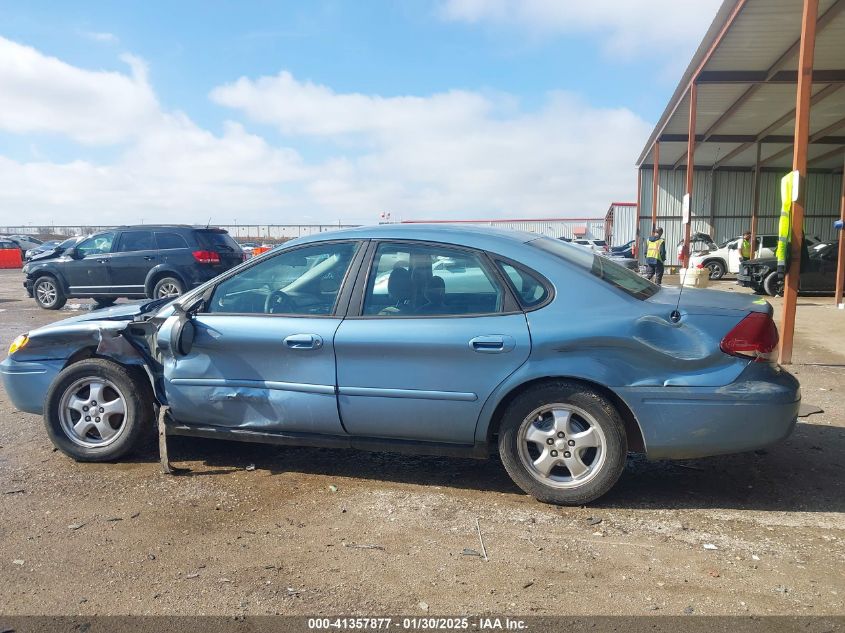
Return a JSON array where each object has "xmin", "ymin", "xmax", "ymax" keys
[
  {"xmin": 498, "ymin": 381, "xmax": 627, "ymax": 505},
  {"xmin": 44, "ymin": 359, "xmax": 155, "ymax": 462},
  {"xmin": 763, "ymin": 272, "xmax": 783, "ymax": 297},
  {"xmin": 33, "ymin": 275, "xmax": 67, "ymax": 310}
]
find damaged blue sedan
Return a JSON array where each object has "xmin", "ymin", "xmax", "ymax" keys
[{"xmin": 1, "ymin": 225, "xmax": 800, "ymax": 505}]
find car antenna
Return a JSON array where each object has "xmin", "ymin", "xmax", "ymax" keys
[
  {"xmin": 206, "ymin": 217, "xmax": 211, "ymax": 229},
  {"xmin": 672, "ymin": 145, "xmax": 720, "ymax": 323}
]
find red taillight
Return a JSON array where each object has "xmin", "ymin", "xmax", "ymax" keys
[
  {"xmin": 696, "ymin": 263, "xmax": 705, "ymax": 269},
  {"xmin": 192, "ymin": 250, "xmax": 220, "ymax": 264},
  {"xmin": 720, "ymin": 312, "xmax": 779, "ymax": 362}
]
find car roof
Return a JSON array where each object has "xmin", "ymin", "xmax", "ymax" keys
[{"xmin": 290, "ymin": 223, "xmax": 541, "ymax": 251}]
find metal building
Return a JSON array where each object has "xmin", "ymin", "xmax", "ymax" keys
[
  {"xmin": 635, "ymin": 0, "xmax": 845, "ymax": 363},
  {"xmin": 603, "ymin": 202, "xmax": 638, "ymax": 246},
  {"xmin": 401, "ymin": 218, "xmax": 606, "ymax": 240}
]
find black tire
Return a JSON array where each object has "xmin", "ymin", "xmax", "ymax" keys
[
  {"xmin": 705, "ymin": 260, "xmax": 726, "ymax": 280},
  {"xmin": 93, "ymin": 297, "xmax": 116, "ymax": 309},
  {"xmin": 498, "ymin": 381, "xmax": 627, "ymax": 505},
  {"xmin": 44, "ymin": 359, "xmax": 155, "ymax": 462},
  {"xmin": 763, "ymin": 272, "xmax": 783, "ymax": 297},
  {"xmin": 152, "ymin": 276, "xmax": 185, "ymax": 299},
  {"xmin": 33, "ymin": 275, "xmax": 67, "ymax": 310}
]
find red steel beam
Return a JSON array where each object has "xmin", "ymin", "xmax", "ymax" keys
[
  {"xmin": 651, "ymin": 141, "xmax": 660, "ymax": 227},
  {"xmin": 836, "ymin": 152, "xmax": 845, "ymax": 307},
  {"xmin": 750, "ymin": 142, "xmax": 762, "ymax": 258},
  {"xmin": 780, "ymin": 0, "xmax": 819, "ymax": 366}
]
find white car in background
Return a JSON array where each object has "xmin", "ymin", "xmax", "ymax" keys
[
  {"xmin": 690, "ymin": 234, "xmax": 779, "ymax": 280},
  {"xmin": 571, "ymin": 239, "xmax": 609, "ymax": 254}
]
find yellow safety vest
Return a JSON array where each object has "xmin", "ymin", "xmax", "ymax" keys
[
  {"xmin": 740, "ymin": 239, "xmax": 751, "ymax": 259},
  {"xmin": 646, "ymin": 238, "xmax": 665, "ymax": 262},
  {"xmin": 776, "ymin": 174, "xmax": 792, "ymax": 270}
]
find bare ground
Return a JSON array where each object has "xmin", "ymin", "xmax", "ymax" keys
[{"xmin": 0, "ymin": 269, "xmax": 843, "ymax": 616}]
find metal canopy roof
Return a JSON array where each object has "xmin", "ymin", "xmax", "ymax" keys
[{"xmin": 637, "ymin": 0, "xmax": 845, "ymax": 172}]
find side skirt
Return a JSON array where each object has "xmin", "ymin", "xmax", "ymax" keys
[{"xmin": 165, "ymin": 421, "xmax": 489, "ymax": 459}]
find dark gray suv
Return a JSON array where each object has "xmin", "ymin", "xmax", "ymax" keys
[{"xmin": 23, "ymin": 225, "xmax": 244, "ymax": 310}]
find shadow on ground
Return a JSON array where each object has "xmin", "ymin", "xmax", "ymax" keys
[{"xmin": 151, "ymin": 420, "xmax": 845, "ymax": 513}]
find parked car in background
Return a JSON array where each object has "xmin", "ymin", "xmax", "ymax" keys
[
  {"xmin": 1, "ymin": 225, "xmax": 799, "ymax": 506},
  {"xmin": 0, "ymin": 237, "xmax": 20, "ymax": 251},
  {"xmin": 572, "ymin": 238, "xmax": 609, "ymax": 254},
  {"xmin": 737, "ymin": 240, "xmax": 839, "ymax": 296},
  {"xmin": 689, "ymin": 234, "xmax": 778, "ymax": 280},
  {"xmin": 239, "ymin": 241, "xmax": 261, "ymax": 255},
  {"xmin": 23, "ymin": 240, "xmax": 62, "ymax": 261},
  {"xmin": 4, "ymin": 234, "xmax": 43, "ymax": 257},
  {"xmin": 610, "ymin": 239, "xmax": 636, "ymax": 259},
  {"xmin": 22, "ymin": 225, "xmax": 243, "ymax": 310},
  {"xmin": 676, "ymin": 233, "xmax": 718, "ymax": 267}
]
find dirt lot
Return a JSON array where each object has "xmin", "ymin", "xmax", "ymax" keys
[{"xmin": 0, "ymin": 268, "xmax": 843, "ymax": 616}]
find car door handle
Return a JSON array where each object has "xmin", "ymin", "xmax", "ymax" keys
[
  {"xmin": 469, "ymin": 335, "xmax": 515, "ymax": 353},
  {"xmin": 283, "ymin": 334, "xmax": 323, "ymax": 350},
  {"xmin": 143, "ymin": 255, "xmax": 155, "ymax": 261},
  {"xmin": 96, "ymin": 259, "xmax": 108, "ymax": 264}
]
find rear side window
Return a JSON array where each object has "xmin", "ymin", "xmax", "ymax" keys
[
  {"xmin": 117, "ymin": 231, "xmax": 155, "ymax": 252},
  {"xmin": 196, "ymin": 230, "xmax": 240, "ymax": 251},
  {"xmin": 363, "ymin": 242, "xmax": 504, "ymax": 317},
  {"xmin": 497, "ymin": 262, "xmax": 549, "ymax": 308},
  {"xmin": 761, "ymin": 236, "xmax": 778, "ymax": 249},
  {"xmin": 532, "ymin": 236, "xmax": 658, "ymax": 300},
  {"xmin": 155, "ymin": 232, "xmax": 189, "ymax": 250}
]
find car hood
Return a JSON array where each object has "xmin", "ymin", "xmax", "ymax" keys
[
  {"xmin": 27, "ymin": 248, "xmax": 62, "ymax": 262},
  {"xmin": 647, "ymin": 285, "xmax": 771, "ymax": 315},
  {"xmin": 41, "ymin": 298, "xmax": 171, "ymax": 328},
  {"xmin": 745, "ymin": 256, "xmax": 777, "ymax": 267}
]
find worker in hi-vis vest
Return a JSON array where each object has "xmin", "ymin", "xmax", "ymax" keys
[
  {"xmin": 740, "ymin": 231, "xmax": 752, "ymax": 262},
  {"xmin": 645, "ymin": 227, "xmax": 666, "ymax": 285},
  {"xmin": 776, "ymin": 173, "xmax": 793, "ymax": 281}
]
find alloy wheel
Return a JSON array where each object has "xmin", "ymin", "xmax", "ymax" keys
[
  {"xmin": 58, "ymin": 377, "xmax": 128, "ymax": 448},
  {"xmin": 36, "ymin": 280, "xmax": 58, "ymax": 307},
  {"xmin": 157, "ymin": 282, "xmax": 181, "ymax": 298},
  {"xmin": 517, "ymin": 403, "xmax": 607, "ymax": 489}
]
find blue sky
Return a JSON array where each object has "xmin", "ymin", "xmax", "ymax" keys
[{"xmin": 0, "ymin": 0, "xmax": 722, "ymax": 225}]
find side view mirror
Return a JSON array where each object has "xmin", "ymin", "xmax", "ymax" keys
[
  {"xmin": 159, "ymin": 311, "xmax": 196, "ymax": 357},
  {"xmin": 727, "ymin": 243, "xmax": 737, "ymax": 250},
  {"xmin": 65, "ymin": 247, "xmax": 81, "ymax": 259}
]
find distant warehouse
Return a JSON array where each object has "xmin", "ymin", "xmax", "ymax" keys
[{"xmin": 401, "ymin": 217, "xmax": 606, "ymax": 241}]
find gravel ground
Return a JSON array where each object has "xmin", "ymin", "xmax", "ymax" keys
[{"xmin": 0, "ymin": 269, "xmax": 843, "ymax": 616}]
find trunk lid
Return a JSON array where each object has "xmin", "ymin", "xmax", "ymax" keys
[
  {"xmin": 647, "ymin": 286, "xmax": 772, "ymax": 316},
  {"xmin": 195, "ymin": 229, "xmax": 244, "ymax": 270}
]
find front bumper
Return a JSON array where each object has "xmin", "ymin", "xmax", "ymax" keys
[
  {"xmin": 617, "ymin": 363, "xmax": 800, "ymax": 459},
  {"xmin": 0, "ymin": 357, "xmax": 65, "ymax": 415},
  {"xmin": 23, "ymin": 278, "xmax": 33, "ymax": 297}
]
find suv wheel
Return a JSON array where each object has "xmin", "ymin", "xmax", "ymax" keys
[
  {"xmin": 706, "ymin": 260, "xmax": 726, "ymax": 280},
  {"xmin": 33, "ymin": 275, "xmax": 67, "ymax": 310},
  {"xmin": 763, "ymin": 272, "xmax": 783, "ymax": 297},
  {"xmin": 153, "ymin": 276, "xmax": 184, "ymax": 299},
  {"xmin": 44, "ymin": 359, "xmax": 154, "ymax": 462},
  {"xmin": 498, "ymin": 381, "xmax": 627, "ymax": 505}
]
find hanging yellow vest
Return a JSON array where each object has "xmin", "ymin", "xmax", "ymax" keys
[
  {"xmin": 776, "ymin": 173, "xmax": 793, "ymax": 272},
  {"xmin": 646, "ymin": 238, "xmax": 665, "ymax": 262}
]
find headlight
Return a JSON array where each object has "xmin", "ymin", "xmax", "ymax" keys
[{"xmin": 8, "ymin": 334, "xmax": 29, "ymax": 355}]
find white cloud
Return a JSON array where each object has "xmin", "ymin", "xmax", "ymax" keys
[
  {"xmin": 0, "ymin": 37, "xmax": 652, "ymax": 226},
  {"xmin": 0, "ymin": 37, "xmax": 157, "ymax": 144},
  {"xmin": 439, "ymin": 0, "xmax": 723, "ymax": 57}
]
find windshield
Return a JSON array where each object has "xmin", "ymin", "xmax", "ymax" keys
[{"xmin": 531, "ymin": 236, "xmax": 658, "ymax": 300}]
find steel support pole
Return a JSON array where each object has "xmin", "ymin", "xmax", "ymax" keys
[
  {"xmin": 779, "ymin": 0, "xmax": 819, "ymax": 365},
  {"xmin": 750, "ymin": 143, "xmax": 762, "ymax": 257},
  {"xmin": 651, "ymin": 142, "xmax": 660, "ymax": 227},
  {"xmin": 835, "ymin": 153, "xmax": 845, "ymax": 307},
  {"xmin": 682, "ymin": 83, "xmax": 698, "ymax": 268}
]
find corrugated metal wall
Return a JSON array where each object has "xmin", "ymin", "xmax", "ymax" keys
[
  {"xmin": 605, "ymin": 204, "xmax": 638, "ymax": 246},
  {"xmin": 637, "ymin": 167, "xmax": 842, "ymax": 265}
]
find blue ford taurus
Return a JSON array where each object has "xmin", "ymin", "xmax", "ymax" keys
[{"xmin": 1, "ymin": 225, "xmax": 800, "ymax": 505}]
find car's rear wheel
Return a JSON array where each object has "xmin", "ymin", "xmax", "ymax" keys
[
  {"xmin": 44, "ymin": 359, "xmax": 154, "ymax": 462},
  {"xmin": 706, "ymin": 260, "xmax": 726, "ymax": 280},
  {"xmin": 153, "ymin": 276, "xmax": 184, "ymax": 299},
  {"xmin": 33, "ymin": 275, "xmax": 66, "ymax": 310},
  {"xmin": 498, "ymin": 381, "xmax": 627, "ymax": 505},
  {"xmin": 763, "ymin": 272, "xmax": 783, "ymax": 297}
]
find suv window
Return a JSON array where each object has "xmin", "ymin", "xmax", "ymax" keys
[
  {"xmin": 197, "ymin": 230, "xmax": 239, "ymax": 252},
  {"xmin": 497, "ymin": 262, "xmax": 549, "ymax": 308},
  {"xmin": 208, "ymin": 242, "xmax": 357, "ymax": 315},
  {"xmin": 117, "ymin": 231, "xmax": 155, "ymax": 252},
  {"xmin": 363, "ymin": 243, "xmax": 504, "ymax": 316},
  {"xmin": 532, "ymin": 236, "xmax": 658, "ymax": 300},
  {"xmin": 76, "ymin": 233, "xmax": 115, "ymax": 257},
  {"xmin": 761, "ymin": 236, "xmax": 778, "ymax": 249},
  {"xmin": 155, "ymin": 232, "xmax": 189, "ymax": 250}
]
